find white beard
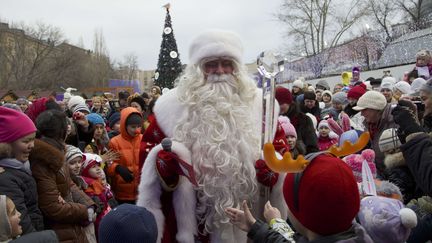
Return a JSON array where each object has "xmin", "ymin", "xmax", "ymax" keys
[{"xmin": 173, "ymin": 72, "xmax": 260, "ymax": 236}]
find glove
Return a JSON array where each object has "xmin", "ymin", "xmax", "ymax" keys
[
  {"xmin": 156, "ymin": 150, "xmax": 180, "ymax": 187},
  {"xmin": 115, "ymin": 165, "xmax": 134, "ymax": 182},
  {"xmin": 391, "ymin": 101, "xmax": 423, "ymax": 143},
  {"xmin": 255, "ymin": 159, "xmax": 279, "ymax": 187}
]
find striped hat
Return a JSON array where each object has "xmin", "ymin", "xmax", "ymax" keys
[
  {"xmin": 379, "ymin": 128, "xmax": 401, "ymax": 153},
  {"xmin": 65, "ymin": 145, "xmax": 83, "ymax": 163},
  {"xmin": 72, "ymin": 103, "xmax": 90, "ymax": 114}
]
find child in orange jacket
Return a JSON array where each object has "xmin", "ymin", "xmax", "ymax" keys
[{"xmin": 107, "ymin": 107, "xmax": 143, "ymax": 204}]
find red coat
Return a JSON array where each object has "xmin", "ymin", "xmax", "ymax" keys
[{"xmin": 318, "ymin": 135, "xmax": 338, "ymax": 151}]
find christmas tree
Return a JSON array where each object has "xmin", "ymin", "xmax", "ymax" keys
[{"xmin": 154, "ymin": 4, "xmax": 183, "ymax": 89}]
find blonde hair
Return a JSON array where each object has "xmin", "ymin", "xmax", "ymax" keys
[{"xmin": 92, "ymin": 96, "xmax": 102, "ymax": 103}]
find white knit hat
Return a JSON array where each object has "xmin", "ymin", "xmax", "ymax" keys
[
  {"xmin": 67, "ymin": 95, "xmax": 86, "ymax": 111},
  {"xmin": 393, "ymin": 81, "xmax": 411, "ymax": 94},
  {"xmin": 292, "ymin": 79, "xmax": 304, "ymax": 89},
  {"xmin": 353, "ymin": 91, "xmax": 387, "ymax": 111},
  {"xmin": 189, "ymin": 30, "xmax": 243, "ymax": 65},
  {"xmin": 410, "ymin": 78, "xmax": 426, "ymax": 95},
  {"xmin": 322, "ymin": 90, "xmax": 333, "ymax": 99},
  {"xmin": 380, "ymin": 77, "xmax": 396, "ymax": 91},
  {"xmin": 382, "ymin": 77, "xmax": 397, "ymax": 85},
  {"xmin": 379, "ymin": 128, "xmax": 402, "ymax": 152}
]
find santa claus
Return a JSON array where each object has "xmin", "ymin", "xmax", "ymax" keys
[{"xmin": 137, "ymin": 30, "xmax": 289, "ymax": 243}]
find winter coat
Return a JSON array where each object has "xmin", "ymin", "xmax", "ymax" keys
[
  {"xmin": 9, "ymin": 230, "xmax": 58, "ymax": 243},
  {"xmin": 382, "ymin": 152, "xmax": 423, "ymax": 204},
  {"xmin": 401, "ymin": 133, "xmax": 432, "ymax": 196},
  {"xmin": 0, "ymin": 158, "xmax": 44, "ymax": 234},
  {"xmin": 107, "ymin": 107, "xmax": 143, "ymax": 201},
  {"xmin": 407, "ymin": 212, "xmax": 432, "ymax": 243},
  {"xmin": 30, "ymin": 138, "xmax": 94, "ymax": 243},
  {"xmin": 247, "ymin": 220, "xmax": 373, "ymax": 243},
  {"xmin": 363, "ymin": 104, "xmax": 396, "ymax": 176},
  {"xmin": 422, "ymin": 113, "xmax": 432, "ymax": 134},
  {"xmin": 317, "ymin": 135, "xmax": 338, "ymax": 151},
  {"xmin": 81, "ymin": 176, "xmax": 112, "ymax": 237}
]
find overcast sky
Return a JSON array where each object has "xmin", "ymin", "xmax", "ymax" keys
[{"xmin": 1, "ymin": 0, "xmax": 286, "ymax": 70}]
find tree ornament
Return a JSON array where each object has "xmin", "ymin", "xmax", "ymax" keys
[{"xmin": 170, "ymin": 51, "xmax": 178, "ymax": 58}]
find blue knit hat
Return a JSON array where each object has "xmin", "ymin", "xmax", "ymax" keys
[
  {"xmin": 108, "ymin": 112, "xmax": 121, "ymax": 129},
  {"xmin": 86, "ymin": 113, "xmax": 105, "ymax": 126},
  {"xmin": 99, "ymin": 204, "xmax": 157, "ymax": 243}
]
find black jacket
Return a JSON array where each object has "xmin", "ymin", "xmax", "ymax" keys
[
  {"xmin": 282, "ymin": 104, "xmax": 319, "ymax": 154},
  {"xmin": 382, "ymin": 152, "xmax": 423, "ymax": 204},
  {"xmin": 10, "ymin": 230, "xmax": 58, "ymax": 243},
  {"xmin": 401, "ymin": 133, "xmax": 432, "ymax": 196},
  {"xmin": 0, "ymin": 159, "xmax": 44, "ymax": 234},
  {"xmin": 247, "ymin": 220, "xmax": 373, "ymax": 243}
]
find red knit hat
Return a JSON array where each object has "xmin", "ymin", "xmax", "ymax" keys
[
  {"xmin": 0, "ymin": 106, "xmax": 36, "ymax": 143},
  {"xmin": 283, "ymin": 154, "xmax": 360, "ymax": 235},
  {"xmin": 347, "ymin": 84, "xmax": 366, "ymax": 100},
  {"xmin": 275, "ymin": 86, "xmax": 293, "ymax": 105}
]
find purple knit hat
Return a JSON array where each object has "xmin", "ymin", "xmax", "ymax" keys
[{"xmin": 358, "ymin": 196, "xmax": 417, "ymax": 243}]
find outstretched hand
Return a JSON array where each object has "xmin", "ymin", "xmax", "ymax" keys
[
  {"xmin": 225, "ymin": 200, "xmax": 256, "ymax": 232},
  {"xmin": 263, "ymin": 201, "xmax": 281, "ymax": 224},
  {"xmin": 101, "ymin": 150, "xmax": 120, "ymax": 163}
]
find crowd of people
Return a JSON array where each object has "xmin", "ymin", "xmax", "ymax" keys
[{"xmin": 0, "ymin": 29, "xmax": 432, "ymax": 243}]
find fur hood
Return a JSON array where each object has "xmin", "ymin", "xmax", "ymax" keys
[
  {"xmin": 384, "ymin": 151, "xmax": 405, "ymax": 169},
  {"xmin": 29, "ymin": 139, "xmax": 65, "ymax": 172}
]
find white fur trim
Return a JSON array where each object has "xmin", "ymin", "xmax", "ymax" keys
[
  {"xmin": 153, "ymin": 88, "xmax": 187, "ymax": 138},
  {"xmin": 137, "ymin": 141, "xmax": 197, "ymax": 243},
  {"xmin": 188, "ymin": 30, "xmax": 243, "ymax": 65},
  {"xmin": 384, "ymin": 152, "xmax": 405, "ymax": 169}
]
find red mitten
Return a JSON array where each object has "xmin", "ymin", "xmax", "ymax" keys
[
  {"xmin": 273, "ymin": 122, "xmax": 290, "ymax": 154},
  {"xmin": 156, "ymin": 150, "xmax": 180, "ymax": 187},
  {"xmin": 255, "ymin": 159, "xmax": 279, "ymax": 187}
]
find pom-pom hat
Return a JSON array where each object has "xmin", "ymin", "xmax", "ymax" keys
[{"xmin": 358, "ymin": 196, "xmax": 417, "ymax": 243}]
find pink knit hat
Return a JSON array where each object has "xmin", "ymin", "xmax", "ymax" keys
[
  {"xmin": 343, "ymin": 149, "xmax": 377, "ymax": 183},
  {"xmin": 278, "ymin": 116, "xmax": 297, "ymax": 138},
  {"xmin": 0, "ymin": 106, "xmax": 36, "ymax": 143}
]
